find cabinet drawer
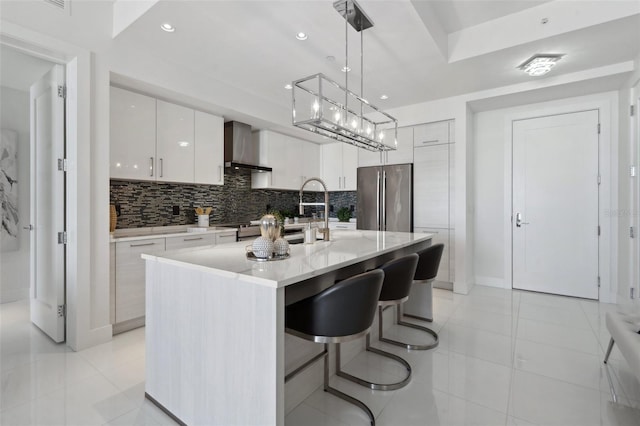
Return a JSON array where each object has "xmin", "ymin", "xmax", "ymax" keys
[
  {"xmin": 329, "ymin": 222, "xmax": 356, "ymax": 230},
  {"xmin": 413, "ymin": 228, "xmax": 451, "ymax": 283},
  {"xmin": 115, "ymin": 238, "xmax": 165, "ymax": 324},
  {"xmin": 215, "ymin": 232, "xmax": 238, "ymax": 245},
  {"xmin": 165, "ymin": 234, "xmax": 216, "ymax": 251}
]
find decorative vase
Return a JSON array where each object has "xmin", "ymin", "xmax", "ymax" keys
[{"xmin": 259, "ymin": 214, "xmax": 280, "ymax": 241}]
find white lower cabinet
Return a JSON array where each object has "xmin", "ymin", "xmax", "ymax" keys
[
  {"xmin": 215, "ymin": 231, "xmax": 238, "ymax": 245},
  {"xmin": 115, "ymin": 238, "xmax": 165, "ymax": 324},
  {"xmin": 165, "ymin": 234, "xmax": 216, "ymax": 250},
  {"xmin": 112, "ymin": 231, "xmax": 237, "ymax": 333},
  {"xmin": 329, "ymin": 221, "xmax": 356, "ymax": 230},
  {"xmin": 414, "ymin": 227, "xmax": 452, "ymax": 283}
]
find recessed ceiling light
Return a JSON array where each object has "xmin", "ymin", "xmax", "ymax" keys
[
  {"xmin": 296, "ymin": 32, "xmax": 308, "ymax": 41},
  {"xmin": 518, "ymin": 54, "xmax": 564, "ymax": 76},
  {"xmin": 160, "ymin": 23, "xmax": 175, "ymax": 32},
  {"xmin": 284, "ymin": 84, "xmax": 293, "ymax": 90},
  {"xmin": 380, "ymin": 94, "xmax": 389, "ymax": 100},
  {"xmin": 341, "ymin": 66, "xmax": 351, "ymax": 72}
]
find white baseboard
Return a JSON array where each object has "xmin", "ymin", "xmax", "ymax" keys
[{"xmin": 475, "ymin": 276, "xmax": 508, "ymax": 289}]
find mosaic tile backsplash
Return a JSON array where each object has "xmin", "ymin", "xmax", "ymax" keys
[{"xmin": 110, "ymin": 168, "xmax": 357, "ymax": 229}]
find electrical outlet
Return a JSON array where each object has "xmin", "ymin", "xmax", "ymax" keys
[{"xmin": 172, "ymin": 206, "xmax": 180, "ymax": 215}]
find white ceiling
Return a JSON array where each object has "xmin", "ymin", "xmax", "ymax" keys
[
  {"xmin": 114, "ymin": 0, "xmax": 639, "ymax": 112},
  {"xmin": 428, "ymin": 0, "xmax": 553, "ymax": 33},
  {"xmin": 0, "ymin": 0, "xmax": 638, "ymax": 137}
]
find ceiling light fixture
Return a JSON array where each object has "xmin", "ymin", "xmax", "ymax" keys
[
  {"xmin": 380, "ymin": 94, "xmax": 388, "ymax": 100},
  {"xmin": 519, "ymin": 54, "xmax": 564, "ymax": 76},
  {"xmin": 160, "ymin": 23, "xmax": 175, "ymax": 32},
  {"xmin": 291, "ymin": 0, "xmax": 397, "ymax": 152},
  {"xmin": 341, "ymin": 66, "xmax": 351, "ymax": 73},
  {"xmin": 296, "ymin": 32, "xmax": 308, "ymax": 40},
  {"xmin": 284, "ymin": 84, "xmax": 293, "ymax": 90}
]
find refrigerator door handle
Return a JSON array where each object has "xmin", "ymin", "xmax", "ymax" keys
[
  {"xmin": 382, "ymin": 169, "xmax": 387, "ymax": 231},
  {"xmin": 376, "ymin": 171, "xmax": 380, "ymax": 230}
]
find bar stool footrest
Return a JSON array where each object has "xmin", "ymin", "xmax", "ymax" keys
[{"xmin": 336, "ymin": 338, "xmax": 411, "ymax": 391}]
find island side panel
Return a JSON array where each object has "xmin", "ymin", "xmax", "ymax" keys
[{"xmin": 145, "ymin": 259, "xmax": 284, "ymax": 425}]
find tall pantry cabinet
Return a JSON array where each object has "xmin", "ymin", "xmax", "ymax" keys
[{"xmin": 413, "ymin": 120, "xmax": 455, "ymax": 288}]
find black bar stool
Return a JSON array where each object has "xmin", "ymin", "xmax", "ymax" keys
[
  {"xmin": 285, "ymin": 269, "xmax": 384, "ymax": 426},
  {"xmin": 399, "ymin": 244, "xmax": 445, "ymax": 349},
  {"xmin": 336, "ymin": 254, "xmax": 418, "ymax": 391}
]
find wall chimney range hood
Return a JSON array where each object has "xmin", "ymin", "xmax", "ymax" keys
[{"xmin": 224, "ymin": 121, "xmax": 272, "ymax": 172}]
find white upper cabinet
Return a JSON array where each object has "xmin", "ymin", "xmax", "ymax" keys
[
  {"xmin": 110, "ymin": 87, "xmax": 156, "ymax": 180},
  {"xmin": 342, "ymin": 144, "xmax": 357, "ymax": 190},
  {"xmin": 194, "ymin": 111, "xmax": 224, "ymax": 185},
  {"xmin": 156, "ymin": 100, "xmax": 194, "ymax": 183},
  {"xmin": 358, "ymin": 126, "xmax": 413, "ymax": 167},
  {"xmin": 321, "ymin": 143, "xmax": 357, "ymax": 191},
  {"xmin": 413, "ymin": 120, "xmax": 450, "ymax": 146},
  {"xmin": 110, "ymin": 87, "xmax": 224, "ymax": 184},
  {"xmin": 252, "ymin": 131, "xmax": 321, "ymax": 190}
]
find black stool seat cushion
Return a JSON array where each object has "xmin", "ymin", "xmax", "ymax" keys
[
  {"xmin": 286, "ymin": 269, "xmax": 384, "ymax": 338},
  {"xmin": 414, "ymin": 244, "xmax": 445, "ymax": 281},
  {"xmin": 379, "ymin": 253, "xmax": 419, "ymax": 302}
]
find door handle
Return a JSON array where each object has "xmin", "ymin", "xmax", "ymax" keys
[
  {"xmin": 515, "ymin": 212, "xmax": 529, "ymax": 227},
  {"xmin": 23, "ymin": 225, "xmax": 33, "ymax": 230}
]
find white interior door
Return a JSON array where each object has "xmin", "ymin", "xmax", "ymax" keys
[
  {"xmin": 512, "ymin": 110, "xmax": 599, "ymax": 299},
  {"xmin": 29, "ymin": 64, "xmax": 65, "ymax": 342}
]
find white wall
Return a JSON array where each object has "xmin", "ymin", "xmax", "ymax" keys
[
  {"xmin": 617, "ymin": 51, "xmax": 640, "ymax": 312},
  {"xmin": 0, "ymin": 86, "xmax": 30, "ymax": 303},
  {"xmin": 473, "ymin": 91, "xmax": 619, "ymax": 303}
]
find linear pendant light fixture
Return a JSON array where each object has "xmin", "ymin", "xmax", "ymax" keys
[{"xmin": 291, "ymin": 0, "xmax": 398, "ymax": 152}]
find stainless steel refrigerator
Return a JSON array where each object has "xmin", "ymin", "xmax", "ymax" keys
[{"xmin": 357, "ymin": 163, "xmax": 413, "ymax": 232}]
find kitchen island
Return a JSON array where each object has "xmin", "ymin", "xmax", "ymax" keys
[{"xmin": 142, "ymin": 230, "xmax": 432, "ymax": 425}]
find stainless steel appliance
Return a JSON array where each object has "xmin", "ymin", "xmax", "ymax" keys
[
  {"xmin": 357, "ymin": 163, "xmax": 412, "ymax": 232},
  {"xmin": 224, "ymin": 121, "xmax": 272, "ymax": 172}
]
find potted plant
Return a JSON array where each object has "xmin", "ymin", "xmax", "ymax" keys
[{"xmin": 337, "ymin": 207, "xmax": 352, "ymax": 222}]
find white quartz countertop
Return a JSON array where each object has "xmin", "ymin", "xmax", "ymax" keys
[
  {"xmin": 110, "ymin": 225, "xmax": 237, "ymax": 242},
  {"xmin": 142, "ymin": 230, "xmax": 432, "ymax": 289}
]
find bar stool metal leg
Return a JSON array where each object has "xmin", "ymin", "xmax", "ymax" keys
[
  {"xmin": 379, "ymin": 304, "xmax": 439, "ymax": 350},
  {"xmin": 336, "ymin": 306, "xmax": 412, "ymax": 391},
  {"xmin": 324, "ymin": 344, "xmax": 376, "ymax": 426}
]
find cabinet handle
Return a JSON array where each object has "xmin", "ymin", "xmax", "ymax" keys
[
  {"xmin": 343, "ymin": 176, "xmax": 347, "ymax": 188},
  {"xmin": 336, "ymin": 225, "xmax": 348, "ymax": 229},
  {"xmin": 150, "ymin": 157, "xmax": 154, "ymax": 177},
  {"xmin": 184, "ymin": 237, "xmax": 203, "ymax": 241},
  {"xmin": 130, "ymin": 242, "xmax": 156, "ymax": 247},
  {"xmin": 421, "ymin": 140, "xmax": 439, "ymax": 144},
  {"xmin": 160, "ymin": 158, "xmax": 164, "ymax": 178}
]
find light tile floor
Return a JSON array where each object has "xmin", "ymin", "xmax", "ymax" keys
[{"xmin": 1, "ymin": 286, "xmax": 639, "ymax": 425}]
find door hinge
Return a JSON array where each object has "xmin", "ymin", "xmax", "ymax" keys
[
  {"xmin": 631, "ymin": 105, "xmax": 635, "ymax": 117},
  {"xmin": 631, "ymin": 166, "xmax": 637, "ymax": 177},
  {"xmin": 57, "ymin": 85, "xmax": 66, "ymax": 99},
  {"xmin": 631, "ymin": 227, "xmax": 635, "ymax": 238},
  {"xmin": 598, "ymin": 276, "xmax": 601, "ymax": 288},
  {"xmin": 597, "ymin": 123, "xmax": 601, "ymax": 134},
  {"xmin": 597, "ymin": 175, "xmax": 601, "ymax": 185},
  {"xmin": 57, "ymin": 158, "xmax": 67, "ymax": 172},
  {"xmin": 57, "ymin": 304, "xmax": 65, "ymax": 318},
  {"xmin": 57, "ymin": 231, "xmax": 67, "ymax": 245},
  {"xmin": 631, "ymin": 287, "xmax": 636, "ymax": 299},
  {"xmin": 598, "ymin": 225, "xmax": 601, "ymax": 236}
]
